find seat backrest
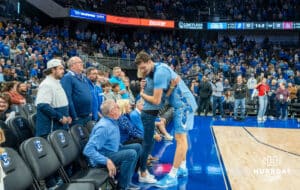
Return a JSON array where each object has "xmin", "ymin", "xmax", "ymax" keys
[
  {"xmin": 0, "ymin": 121, "xmax": 18, "ymax": 150},
  {"xmin": 19, "ymin": 137, "xmax": 61, "ymax": 180},
  {"xmin": 0, "ymin": 147, "xmax": 33, "ymax": 190},
  {"xmin": 10, "ymin": 105, "xmax": 22, "ymax": 116},
  {"xmin": 7, "ymin": 116, "xmax": 33, "ymax": 145},
  {"xmin": 69, "ymin": 124, "xmax": 90, "ymax": 151},
  {"xmin": 28, "ymin": 113, "xmax": 36, "ymax": 134},
  {"xmin": 290, "ymin": 103, "xmax": 300, "ymax": 109},
  {"xmin": 21, "ymin": 103, "xmax": 37, "ymax": 120},
  {"xmin": 48, "ymin": 130, "xmax": 80, "ymax": 167},
  {"xmin": 85, "ymin": 120, "xmax": 96, "ymax": 133}
]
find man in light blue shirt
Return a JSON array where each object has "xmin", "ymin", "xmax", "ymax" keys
[{"xmin": 83, "ymin": 99, "xmax": 141, "ymax": 190}]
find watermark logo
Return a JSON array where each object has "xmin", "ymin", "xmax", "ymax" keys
[{"xmin": 253, "ymin": 155, "xmax": 290, "ymax": 181}]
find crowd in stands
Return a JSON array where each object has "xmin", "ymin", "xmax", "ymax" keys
[
  {"xmin": 0, "ymin": 16, "xmax": 300, "ymax": 121},
  {"xmin": 54, "ymin": 0, "xmax": 300, "ymax": 21},
  {"xmin": 0, "ymin": 8, "xmax": 300, "ymax": 189},
  {"xmin": 0, "ymin": 54, "xmax": 173, "ymax": 189},
  {"xmin": 220, "ymin": 0, "xmax": 299, "ymax": 21}
]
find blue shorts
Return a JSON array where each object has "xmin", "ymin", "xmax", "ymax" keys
[{"xmin": 173, "ymin": 107, "xmax": 195, "ymax": 134}]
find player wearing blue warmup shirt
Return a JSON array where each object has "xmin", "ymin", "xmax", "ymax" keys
[{"xmin": 135, "ymin": 51, "xmax": 197, "ymax": 188}]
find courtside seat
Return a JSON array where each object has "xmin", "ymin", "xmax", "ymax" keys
[
  {"xmin": 28, "ymin": 113, "xmax": 36, "ymax": 134},
  {"xmin": 10, "ymin": 104, "xmax": 23, "ymax": 116},
  {"xmin": 20, "ymin": 103, "xmax": 37, "ymax": 120},
  {"xmin": 0, "ymin": 147, "xmax": 35, "ymax": 190},
  {"xmin": 69, "ymin": 124, "xmax": 90, "ymax": 169},
  {"xmin": 0, "ymin": 121, "xmax": 18, "ymax": 150},
  {"xmin": 48, "ymin": 130, "xmax": 108, "ymax": 189},
  {"xmin": 85, "ymin": 120, "xmax": 96, "ymax": 134},
  {"xmin": 19, "ymin": 137, "xmax": 95, "ymax": 190},
  {"xmin": 69, "ymin": 124, "xmax": 90, "ymax": 151},
  {"xmin": 7, "ymin": 116, "xmax": 33, "ymax": 146}
]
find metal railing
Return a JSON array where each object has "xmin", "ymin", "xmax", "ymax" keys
[{"xmin": 87, "ymin": 56, "xmax": 136, "ymax": 70}]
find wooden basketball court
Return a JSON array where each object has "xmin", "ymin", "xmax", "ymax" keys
[{"xmin": 212, "ymin": 126, "xmax": 300, "ymax": 190}]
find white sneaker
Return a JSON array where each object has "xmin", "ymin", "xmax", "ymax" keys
[
  {"xmin": 263, "ymin": 116, "xmax": 267, "ymax": 121},
  {"xmin": 257, "ymin": 117, "xmax": 263, "ymax": 122},
  {"xmin": 138, "ymin": 170, "xmax": 155, "ymax": 179},
  {"xmin": 138, "ymin": 171, "xmax": 157, "ymax": 183},
  {"xmin": 164, "ymin": 134, "xmax": 173, "ymax": 141}
]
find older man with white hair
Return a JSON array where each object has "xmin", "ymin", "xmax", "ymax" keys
[
  {"xmin": 84, "ymin": 99, "xmax": 141, "ymax": 190},
  {"xmin": 61, "ymin": 56, "xmax": 92, "ymax": 126}
]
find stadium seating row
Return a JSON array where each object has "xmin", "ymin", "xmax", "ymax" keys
[{"xmin": 0, "ymin": 121, "xmax": 113, "ymax": 190}]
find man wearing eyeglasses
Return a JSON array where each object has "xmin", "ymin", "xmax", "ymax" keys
[
  {"xmin": 61, "ymin": 56, "xmax": 92, "ymax": 126},
  {"xmin": 84, "ymin": 99, "xmax": 141, "ymax": 190}
]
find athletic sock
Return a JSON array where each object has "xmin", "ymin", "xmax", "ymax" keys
[
  {"xmin": 168, "ymin": 167, "xmax": 178, "ymax": 178},
  {"xmin": 180, "ymin": 160, "xmax": 187, "ymax": 169}
]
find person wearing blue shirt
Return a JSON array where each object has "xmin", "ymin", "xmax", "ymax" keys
[
  {"xmin": 117, "ymin": 99, "xmax": 143, "ymax": 145},
  {"xmin": 43, "ymin": 50, "xmax": 52, "ymax": 63},
  {"xmin": 129, "ymin": 99, "xmax": 144, "ymax": 135},
  {"xmin": 135, "ymin": 51, "xmax": 197, "ymax": 188},
  {"xmin": 15, "ymin": 65, "xmax": 26, "ymax": 82},
  {"xmin": 61, "ymin": 56, "xmax": 92, "ymax": 126},
  {"xmin": 2, "ymin": 43, "xmax": 10, "ymax": 59},
  {"xmin": 0, "ymin": 39, "xmax": 3, "ymax": 56},
  {"xmin": 83, "ymin": 99, "xmax": 141, "ymax": 190},
  {"xmin": 33, "ymin": 23, "xmax": 42, "ymax": 35},
  {"xmin": 109, "ymin": 67, "xmax": 129, "ymax": 99},
  {"xmin": 0, "ymin": 67, "xmax": 4, "ymax": 82},
  {"xmin": 134, "ymin": 59, "xmax": 164, "ymax": 184},
  {"xmin": 86, "ymin": 67, "xmax": 103, "ymax": 121},
  {"xmin": 30, "ymin": 64, "xmax": 39, "ymax": 79}
]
